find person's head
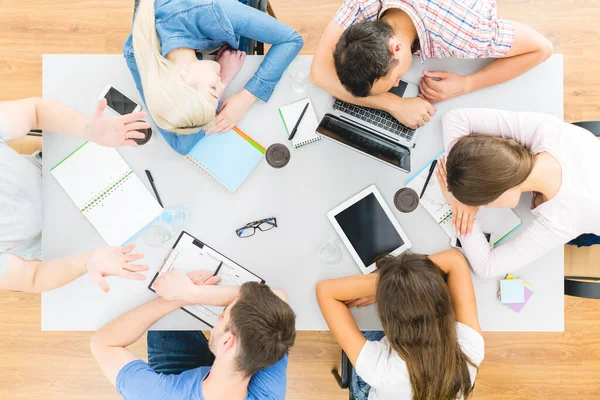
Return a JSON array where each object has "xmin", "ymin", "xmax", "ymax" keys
[
  {"xmin": 333, "ymin": 20, "xmax": 412, "ymax": 97},
  {"xmin": 208, "ymin": 283, "xmax": 296, "ymax": 377},
  {"xmin": 133, "ymin": 0, "xmax": 222, "ymax": 134},
  {"xmin": 376, "ymin": 253, "xmax": 475, "ymax": 400},
  {"xmin": 446, "ymin": 134, "xmax": 535, "ymax": 208}
]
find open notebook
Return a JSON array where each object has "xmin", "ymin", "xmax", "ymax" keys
[
  {"xmin": 149, "ymin": 231, "xmax": 264, "ymax": 327},
  {"xmin": 278, "ymin": 98, "xmax": 320, "ymax": 148},
  {"xmin": 51, "ymin": 142, "xmax": 163, "ymax": 246},
  {"xmin": 406, "ymin": 151, "xmax": 522, "ymax": 246},
  {"xmin": 186, "ymin": 127, "xmax": 265, "ymax": 192}
]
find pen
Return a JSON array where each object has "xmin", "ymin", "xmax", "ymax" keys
[
  {"xmin": 419, "ymin": 159, "xmax": 438, "ymax": 199},
  {"xmin": 214, "ymin": 261, "xmax": 223, "ymax": 276},
  {"xmin": 288, "ymin": 102, "xmax": 310, "ymax": 141},
  {"xmin": 145, "ymin": 169, "xmax": 164, "ymax": 207}
]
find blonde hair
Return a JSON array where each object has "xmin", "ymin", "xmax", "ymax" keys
[{"xmin": 133, "ymin": 0, "xmax": 216, "ymax": 134}]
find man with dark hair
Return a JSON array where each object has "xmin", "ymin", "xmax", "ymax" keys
[
  {"xmin": 310, "ymin": 0, "xmax": 553, "ymax": 129},
  {"xmin": 91, "ymin": 269, "xmax": 296, "ymax": 400}
]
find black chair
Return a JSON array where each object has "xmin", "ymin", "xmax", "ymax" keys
[
  {"xmin": 331, "ymin": 351, "xmax": 354, "ymax": 400},
  {"xmin": 133, "ymin": 0, "xmax": 273, "ymax": 55},
  {"xmin": 564, "ymin": 121, "xmax": 600, "ymax": 299}
]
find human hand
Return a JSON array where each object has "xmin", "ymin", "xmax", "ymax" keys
[
  {"xmin": 154, "ymin": 269, "xmax": 221, "ymax": 304},
  {"xmin": 418, "ymin": 71, "xmax": 472, "ymax": 103},
  {"xmin": 387, "ymin": 96, "xmax": 436, "ymax": 129},
  {"xmin": 86, "ymin": 244, "xmax": 149, "ymax": 292},
  {"xmin": 206, "ymin": 89, "xmax": 257, "ymax": 134},
  {"xmin": 216, "ymin": 47, "xmax": 246, "ymax": 86},
  {"xmin": 85, "ymin": 99, "xmax": 150, "ymax": 148},
  {"xmin": 345, "ymin": 296, "xmax": 376, "ymax": 308},
  {"xmin": 436, "ymin": 156, "xmax": 479, "ymax": 237}
]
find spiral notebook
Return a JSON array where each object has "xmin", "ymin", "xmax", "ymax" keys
[
  {"xmin": 149, "ymin": 231, "xmax": 265, "ymax": 327},
  {"xmin": 278, "ymin": 98, "xmax": 321, "ymax": 148},
  {"xmin": 185, "ymin": 127, "xmax": 265, "ymax": 192},
  {"xmin": 405, "ymin": 151, "xmax": 522, "ymax": 245},
  {"xmin": 51, "ymin": 142, "xmax": 163, "ymax": 246}
]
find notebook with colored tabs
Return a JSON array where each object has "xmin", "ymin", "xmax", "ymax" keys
[
  {"xmin": 405, "ymin": 151, "xmax": 522, "ymax": 245},
  {"xmin": 185, "ymin": 127, "xmax": 265, "ymax": 192},
  {"xmin": 51, "ymin": 141, "xmax": 163, "ymax": 246},
  {"xmin": 278, "ymin": 98, "xmax": 320, "ymax": 148}
]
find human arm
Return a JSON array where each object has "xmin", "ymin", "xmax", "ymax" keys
[
  {"xmin": 0, "ymin": 98, "xmax": 148, "ymax": 147},
  {"xmin": 0, "ymin": 244, "xmax": 148, "ymax": 293},
  {"xmin": 459, "ymin": 218, "xmax": 568, "ymax": 279},
  {"xmin": 429, "ymin": 249, "xmax": 481, "ymax": 334},
  {"xmin": 208, "ymin": 0, "xmax": 304, "ymax": 133},
  {"xmin": 419, "ymin": 21, "xmax": 553, "ymax": 102},
  {"xmin": 90, "ymin": 298, "xmax": 181, "ymax": 387},
  {"xmin": 315, "ymin": 273, "xmax": 378, "ymax": 365},
  {"xmin": 310, "ymin": 20, "xmax": 436, "ymax": 129}
]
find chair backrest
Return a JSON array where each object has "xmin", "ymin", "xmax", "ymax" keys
[
  {"xmin": 565, "ymin": 277, "xmax": 600, "ymax": 299},
  {"xmin": 572, "ymin": 121, "xmax": 600, "ymax": 137}
]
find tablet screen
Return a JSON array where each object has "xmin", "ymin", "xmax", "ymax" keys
[{"xmin": 334, "ymin": 193, "xmax": 404, "ymax": 266}]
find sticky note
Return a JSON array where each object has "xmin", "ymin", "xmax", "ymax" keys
[{"xmin": 500, "ymin": 279, "xmax": 525, "ymax": 304}]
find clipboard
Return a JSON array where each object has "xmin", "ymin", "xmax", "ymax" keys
[{"xmin": 148, "ymin": 231, "xmax": 265, "ymax": 328}]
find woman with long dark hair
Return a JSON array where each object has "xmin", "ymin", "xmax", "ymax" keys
[
  {"xmin": 437, "ymin": 108, "xmax": 600, "ymax": 277},
  {"xmin": 316, "ymin": 250, "xmax": 484, "ymax": 400}
]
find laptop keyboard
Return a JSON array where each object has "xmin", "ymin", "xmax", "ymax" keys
[
  {"xmin": 332, "ymin": 99, "xmax": 416, "ymax": 141},
  {"xmin": 317, "ymin": 114, "xmax": 410, "ymax": 172}
]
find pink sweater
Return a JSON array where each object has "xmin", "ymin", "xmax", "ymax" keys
[{"xmin": 443, "ymin": 109, "xmax": 600, "ymax": 278}]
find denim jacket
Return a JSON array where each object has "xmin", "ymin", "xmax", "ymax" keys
[{"xmin": 123, "ymin": 0, "xmax": 303, "ymax": 155}]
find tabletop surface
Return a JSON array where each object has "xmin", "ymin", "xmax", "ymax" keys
[{"xmin": 42, "ymin": 54, "xmax": 564, "ymax": 332}]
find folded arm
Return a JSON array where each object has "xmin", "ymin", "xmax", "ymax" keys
[
  {"xmin": 459, "ymin": 219, "xmax": 568, "ymax": 279},
  {"xmin": 466, "ymin": 21, "xmax": 553, "ymax": 96},
  {"xmin": 315, "ymin": 274, "xmax": 377, "ymax": 365},
  {"xmin": 90, "ymin": 298, "xmax": 181, "ymax": 386},
  {"xmin": 429, "ymin": 249, "xmax": 481, "ymax": 334}
]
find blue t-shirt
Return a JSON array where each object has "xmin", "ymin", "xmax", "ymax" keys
[{"xmin": 116, "ymin": 354, "xmax": 288, "ymax": 399}]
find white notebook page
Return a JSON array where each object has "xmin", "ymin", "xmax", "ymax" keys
[
  {"xmin": 52, "ymin": 142, "xmax": 162, "ymax": 246},
  {"xmin": 279, "ymin": 98, "xmax": 320, "ymax": 148}
]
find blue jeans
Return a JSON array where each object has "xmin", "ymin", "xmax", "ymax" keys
[
  {"xmin": 351, "ymin": 331, "xmax": 386, "ymax": 400},
  {"xmin": 148, "ymin": 331, "xmax": 215, "ymax": 375}
]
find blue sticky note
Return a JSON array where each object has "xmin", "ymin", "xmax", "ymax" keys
[{"xmin": 500, "ymin": 279, "xmax": 525, "ymax": 304}]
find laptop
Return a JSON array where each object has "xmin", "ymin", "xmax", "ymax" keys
[{"xmin": 316, "ymin": 80, "xmax": 419, "ymax": 173}]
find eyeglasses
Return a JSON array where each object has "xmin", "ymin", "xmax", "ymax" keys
[{"xmin": 236, "ymin": 217, "xmax": 278, "ymax": 238}]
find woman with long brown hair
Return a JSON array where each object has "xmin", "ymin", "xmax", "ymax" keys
[
  {"xmin": 316, "ymin": 250, "xmax": 484, "ymax": 400},
  {"xmin": 437, "ymin": 108, "xmax": 600, "ymax": 278}
]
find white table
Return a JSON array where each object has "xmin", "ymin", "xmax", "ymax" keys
[{"xmin": 42, "ymin": 54, "xmax": 564, "ymax": 332}]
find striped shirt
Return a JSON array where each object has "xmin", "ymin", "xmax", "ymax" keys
[{"xmin": 333, "ymin": 0, "xmax": 513, "ymax": 63}]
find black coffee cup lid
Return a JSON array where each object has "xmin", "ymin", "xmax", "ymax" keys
[
  {"xmin": 266, "ymin": 143, "xmax": 291, "ymax": 168},
  {"xmin": 394, "ymin": 187, "xmax": 419, "ymax": 213}
]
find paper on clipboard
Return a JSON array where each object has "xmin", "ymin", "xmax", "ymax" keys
[{"xmin": 149, "ymin": 231, "xmax": 264, "ymax": 327}]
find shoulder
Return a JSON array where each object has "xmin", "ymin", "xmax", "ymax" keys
[
  {"xmin": 248, "ymin": 355, "xmax": 289, "ymax": 400},
  {"xmin": 456, "ymin": 322, "xmax": 485, "ymax": 366},
  {"xmin": 356, "ymin": 338, "xmax": 407, "ymax": 384}
]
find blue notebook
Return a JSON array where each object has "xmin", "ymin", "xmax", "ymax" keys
[{"xmin": 185, "ymin": 127, "xmax": 265, "ymax": 192}]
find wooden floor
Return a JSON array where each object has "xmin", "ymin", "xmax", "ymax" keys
[{"xmin": 1, "ymin": 0, "xmax": 599, "ymax": 399}]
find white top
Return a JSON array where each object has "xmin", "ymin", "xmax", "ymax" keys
[
  {"xmin": 356, "ymin": 322, "xmax": 485, "ymax": 400},
  {"xmin": 443, "ymin": 108, "xmax": 600, "ymax": 278},
  {"xmin": 0, "ymin": 118, "xmax": 43, "ymax": 277}
]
